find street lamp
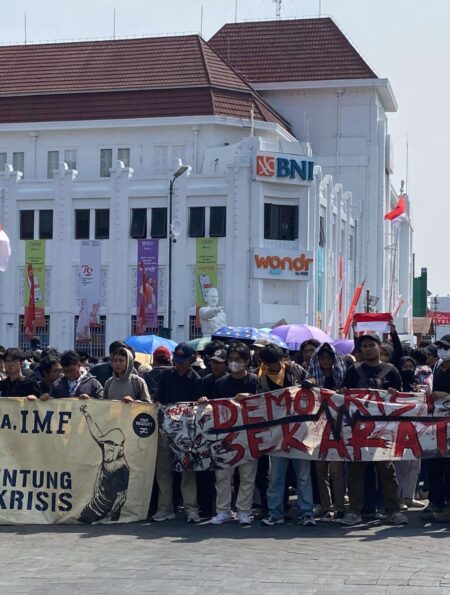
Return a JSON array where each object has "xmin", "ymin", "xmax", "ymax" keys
[{"xmin": 167, "ymin": 161, "xmax": 190, "ymax": 339}]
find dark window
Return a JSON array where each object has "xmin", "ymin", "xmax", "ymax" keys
[
  {"xmin": 131, "ymin": 209, "xmax": 147, "ymax": 239},
  {"xmin": 100, "ymin": 149, "xmax": 112, "ymax": 177},
  {"xmin": 189, "ymin": 207, "xmax": 205, "ymax": 237},
  {"xmin": 264, "ymin": 204, "xmax": 298, "ymax": 241},
  {"xmin": 319, "ymin": 216, "xmax": 326, "ymax": 247},
  {"xmin": 20, "ymin": 210, "xmax": 34, "ymax": 240},
  {"xmin": 95, "ymin": 209, "xmax": 110, "ymax": 240},
  {"xmin": 189, "ymin": 315, "xmax": 202, "ymax": 340},
  {"xmin": 210, "ymin": 206, "xmax": 226, "ymax": 237},
  {"xmin": 39, "ymin": 210, "xmax": 53, "ymax": 240},
  {"xmin": 75, "ymin": 209, "xmax": 90, "ymax": 239},
  {"xmin": 151, "ymin": 208, "xmax": 167, "ymax": 239}
]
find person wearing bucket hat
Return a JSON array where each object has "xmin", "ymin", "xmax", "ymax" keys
[{"xmin": 152, "ymin": 342, "xmax": 202, "ymax": 524}]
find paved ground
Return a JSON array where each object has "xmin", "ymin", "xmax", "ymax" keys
[{"xmin": 1, "ymin": 510, "xmax": 450, "ymax": 594}]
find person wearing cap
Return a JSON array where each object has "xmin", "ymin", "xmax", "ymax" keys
[
  {"xmin": 152, "ymin": 342, "xmax": 201, "ymax": 523},
  {"xmin": 257, "ymin": 345, "xmax": 316, "ymax": 527},
  {"xmin": 426, "ymin": 343, "xmax": 441, "ymax": 374},
  {"xmin": 197, "ymin": 340, "xmax": 227, "ymax": 378},
  {"xmin": 103, "ymin": 347, "xmax": 151, "ymax": 403},
  {"xmin": 308, "ymin": 343, "xmax": 347, "ymax": 521},
  {"xmin": 143, "ymin": 346, "xmax": 173, "ymax": 399},
  {"xmin": 422, "ymin": 336, "xmax": 450, "ymax": 522},
  {"xmin": 209, "ymin": 342, "xmax": 261, "ymax": 526},
  {"xmin": 250, "ymin": 338, "xmax": 273, "ymax": 372},
  {"xmin": 194, "ymin": 348, "xmax": 229, "ymax": 519},
  {"xmin": 340, "ymin": 334, "xmax": 407, "ymax": 527}
]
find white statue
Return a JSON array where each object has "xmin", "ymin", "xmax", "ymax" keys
[{"xmin": 199, "ymin": 288, "xmax": 227, "ymax": 336}]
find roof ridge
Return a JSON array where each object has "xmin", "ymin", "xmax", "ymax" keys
[{"xmin": 197, "ymin": 36, "xmax": 212, "ymax": 87}]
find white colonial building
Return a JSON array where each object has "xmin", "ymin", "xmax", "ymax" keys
[{"xmin": 0, "ymin": 17, "xmax": 410, "ymax": 353}]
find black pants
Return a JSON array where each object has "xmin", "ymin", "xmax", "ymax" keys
[{"xmin": 428, "ymin": 458, "xmax": 450, "ymax": 508}]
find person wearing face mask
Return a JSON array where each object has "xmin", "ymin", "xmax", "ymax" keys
[
  {"xmin": 423, "ymin": 337, "xmax": 450, "ymax": 522},
  {"xmin": 393, "ymin": 357, "xmax": 425, "ymax": 510},
  {"xmin": 209, "ymin": 342, "xmax": 261, "ymax": 526}
]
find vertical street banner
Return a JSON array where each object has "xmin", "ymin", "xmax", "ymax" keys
[
  {"xmin": 76, "ymin": 241, "xmax": 102, "ymax": 342},
  {"xmin": 0, "ymin": 399, "xmax": 157, "ymax": 524},
  {"xmin": 24, "ymin": 240, "xmax": 46, "ymax": 336},
  {"xmin": 195, "ymin": 238, "xmax": 218, "ymax": 324},
  {"xmin": 136, "ymin": 239, "xmax": 158, "ymax": 334}
]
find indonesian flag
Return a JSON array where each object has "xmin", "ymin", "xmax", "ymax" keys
[
  {"xmin": 24, "ymin": 264, "xmax": 36, "ymax": 339},
  {"xmin": 353, "ymin": 312, "xmax": 392, "ymax": 333},
  {"xmin": 384, "ymin": 195, "xmax": 407, "ymax": 225}
]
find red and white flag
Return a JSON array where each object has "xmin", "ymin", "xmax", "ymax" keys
[
  {"xmin": 343, "ymin": 279, "xmax": 366, "ymax": 337},
  {"xmin": 354, "ymin": 312, "xmax": 392, "ymax": 333},
  {"xmin": 384, "ymin": 195, "xmax": 407, "ymax": 225}
]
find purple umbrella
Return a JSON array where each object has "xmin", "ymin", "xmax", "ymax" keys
[
  {"xmin": 332, "ymin": 339, "xmax": 355, "ymax": 355},
  {"xmin": 270, "ymin": 324, "xmax": 332, "ymax": 350}
]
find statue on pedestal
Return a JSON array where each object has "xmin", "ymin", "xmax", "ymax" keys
[{"xmin": 199, "ymin": 288, "xmax": 227, "ymax": 336}]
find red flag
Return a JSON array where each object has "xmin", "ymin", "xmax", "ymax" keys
[
  {"xmin": 384, "ymin": 195, "xmax": 406, "ymax": 222},
  {"xmin": 342, "ymin": 279, "xmax": 366, "ymax": 338},
  {"xmin": 24, "ymin": 263, "xmax": 36, "ymax": 338}
]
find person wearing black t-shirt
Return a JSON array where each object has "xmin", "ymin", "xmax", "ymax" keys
[
  {"xmin": 341, "ymin": 334, "xmax": 407, "ymax": 527},
  {"xmin": 209, "ymin": 342, "xmax": 260, "ymax": 526},
  {"xmin": 424, "ymin": 338, "xmax": 450, "ymax": 522},
  {"xmin": 0, "ymin": 348, "xmax": 41, "ymax": 399}
]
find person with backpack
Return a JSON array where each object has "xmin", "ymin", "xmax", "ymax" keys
[{"xmin": 340, "ymin": 334, "xmax": 407, "ymax": 526}]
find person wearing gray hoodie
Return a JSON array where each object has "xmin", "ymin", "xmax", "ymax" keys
[{"xmin": 103, "ymin": 347, "xmax": 151, "ymax": 403}]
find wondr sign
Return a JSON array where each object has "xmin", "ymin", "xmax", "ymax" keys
[{"xmin": 251, "ymin": 248, "xmax": 314, "ymax": 281}]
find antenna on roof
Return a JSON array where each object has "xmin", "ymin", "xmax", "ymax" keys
[
  {"xmin": 250, "ymin": 104, "xmax": 255, "ymax": 137},
  {"xmin": 24, "ymin": 12, "xmax": 27, "ymax": 44},
  {"xmin": 273, "ymin": 0, "xmax": 282, "ymax": 19},
  {"xmin": 113, "ymin": 6, "xmax": 116, "ymax": 40},
  {"xmin": 235, "ymin": 0, "xmax": 238, "ymax": 22},
  {"xmin": 200, "ymin": 5, "xmax": 204, "ymax": 36},
  {"xmin": 318, "ymin": 0, "xmax": 322, "ymax": 16}
]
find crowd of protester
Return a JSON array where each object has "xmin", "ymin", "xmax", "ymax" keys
[{"xmin": 1, "ymin": 322, "xmax": 450, "ymax": 527}]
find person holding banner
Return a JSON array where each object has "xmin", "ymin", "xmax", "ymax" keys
[
  {"xmin": 152, "ymin": 343, "xmax": 201, "ymax": 524},
  {"xmin": 103, "ymin": 347, "xmax": 151, "ymax": 403},
  {"xmin": 0, "ymin": 348, "xmax": 41, "ymax": 398},
  {"xmin": 49, "ymin": 351, "xmax": 103, "ymax": 399},
  {"xmin": 209, "ymin": 342, "xmax": 261, "ymax": 526},
  {"xmin": 340, "ymin": 335, "xmax": 407, "ymax": 527}
]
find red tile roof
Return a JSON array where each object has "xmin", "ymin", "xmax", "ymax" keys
[
  {"xmin": 209, "ymin": 17, "xmax": 377, "ymax": 83},
  {"xmin": 0, "ymin": 35, "xmax": 290, "ymax": 130}
]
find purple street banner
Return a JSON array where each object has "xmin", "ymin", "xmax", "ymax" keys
[
  {"xmin": 136, "ymin": 239, "xmax": 158, "ymax": 334},
  {"xmin": 76, "ymin": 241, "xmax": 101, "ymax": 343},
  {"xmin": 159, "ymin": 388, "xmax": 450, "ymax": 470}
]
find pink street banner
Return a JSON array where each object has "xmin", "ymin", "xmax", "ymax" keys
[
  {"xmin": 76, "ymin": 241, "xmax": 101, "ymax": 343},
  {"xmin": 160, "ymin": 388, "xmax": 450, "ymax": 470},
  {"xmin": 136, "ymin": 240, "xmax": 158, "ymax": 334}
]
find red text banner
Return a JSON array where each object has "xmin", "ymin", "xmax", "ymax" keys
[{"xmin": 160, "ymin": 388, "xmax": 450, "ymax": 470}]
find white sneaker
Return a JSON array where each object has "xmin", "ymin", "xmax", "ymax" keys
[
  {"xmin": 341, "ymin": 513, "xmax": 362, "ymax": 526},
  {"xmin": 210, "ymin": 512, "xmax": 232, "ymax": 525},
  {"xmin": 186, "ymin": 511, "xmax": 201, "ymax": 523},
  {"xmin": 238, "ymin": 512, "xmax": 252, "ymax": 525},
  {"xmin": 152, "ymin": 511, "xmax": 176, "ymax": 522}
]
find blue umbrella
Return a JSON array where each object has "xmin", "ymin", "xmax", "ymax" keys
[
  {"xmin": 124, "ymin": 334, "xmax": 177, "ymax": 355},
  {"xmin": 212, "ymin": 326, "xmax": 288, "ymax": 348}
]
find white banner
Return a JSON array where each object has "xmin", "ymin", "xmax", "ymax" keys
[{"xmin": 76, "ymin": 240, "xmax": 101, "ymax": 342}]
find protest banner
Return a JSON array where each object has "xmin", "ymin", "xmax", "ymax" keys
[
  {"xmin": 0, "ymin": 399, "xmax": 157, "ymax": 524},
  {"xmin": 160, "ymin": 388, "xmax": 450, "ymax": 470}
]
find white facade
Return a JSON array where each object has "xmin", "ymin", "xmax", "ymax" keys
[
  {"xmin": 0, "ymin": 115, "xmax": 355, "ymax": 351},
  {"xmin": 253, "ymin": 79, "xmax": 413, "ymax": 330}
]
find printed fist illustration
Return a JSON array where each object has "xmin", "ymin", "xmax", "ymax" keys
[{"xmin": 80, "ymin": 404, "xmax": 88, "ymax": 415}]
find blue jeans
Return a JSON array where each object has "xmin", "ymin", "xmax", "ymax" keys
[{"xmin": 267, "ymin": 456, "xmax": 313, "ymax": 519}]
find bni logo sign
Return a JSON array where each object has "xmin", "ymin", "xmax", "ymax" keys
[
  {"xmin": 256, "ymin": 155, "xmax": 275, "ymax": 176},
  {"xmin": 256, "ymin": 154, "xmax": 314, "ymax": 181}
]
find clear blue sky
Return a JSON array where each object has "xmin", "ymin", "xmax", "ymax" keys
[{"xmin": 1, "ymin": 0, "xmax": 448, "ymax": 295}]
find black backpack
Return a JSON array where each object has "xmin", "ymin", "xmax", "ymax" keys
[{"xmin": 354, "ymin": 362, "xmax": 394, "ymax": 390}]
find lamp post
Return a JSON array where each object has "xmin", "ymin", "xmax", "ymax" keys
[{"xmin": 167, "ymin": 162, "xmax": 190, "ymax": 339}]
